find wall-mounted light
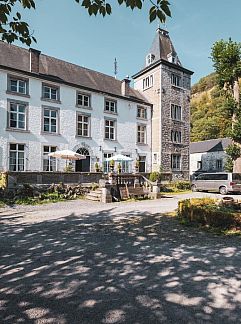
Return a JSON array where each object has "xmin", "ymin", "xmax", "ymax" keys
[
  {"xmin": 114, "ymin": 147, "xmax": 117, "ymax": 152},
  {"xmin": 99, "ymin": 145, "xmax": 102, "ymax": 151}
]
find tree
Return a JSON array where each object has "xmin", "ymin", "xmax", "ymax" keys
[
  {"xmin": 0, "ymin": 0, "xmax": 171, "ymax": 46},
  {"xmin": 211, "ymin": 39, "xmax": 241, "ymax": 172}
]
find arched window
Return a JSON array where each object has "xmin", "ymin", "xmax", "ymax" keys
[{"xmin": 77, "ymin": 148, "xmax": 89, "ymax": 156}]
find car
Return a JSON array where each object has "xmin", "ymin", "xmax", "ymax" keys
[{"xmin": 191, "ymin": 172, "xmax": 241, "ymax": 195}]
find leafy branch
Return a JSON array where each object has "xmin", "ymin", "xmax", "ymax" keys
[{"xmin": 0, "ymin": 0, "xmax": 172, "ymax": 45}]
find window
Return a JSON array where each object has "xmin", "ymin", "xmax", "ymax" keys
[
  {"xmin": 197, "ymin": 161, "xmax": 202, "ymax": 169},
  {"xmin": 105, "ymin": 99, "xmax": 117, "ymax": 113},
  {"xmin": 122, "ymin": 154, "xmax": 131, "ymax": 173},
  {"xmin": 137, "ymin": 125, "xmax": 146, "ymax": 144},
  {"xmin": 77, "ymin": 114, "xmax": 90, "ymax": 137},
  {"xmin": 171, "ymin": 73, "xmax": 181, "ymax": 87},
  {"xmin": 43, "ymin": 107, "xmax": 58, "ymax": 133},
  {"xmin": 139, "ymin": 156, "xmax": 146, "ymax": 172},
  {"xmin": 77, "ymin": 92, "xmax": 91, "ymax": 108},
  {"xmin": 171, "ymin": 130, "xmax": 182, "ymax": 143},
  {"xmin": 8, "ymin": 101, "xmax": 27, "ymax": 130},
  {"xmin": 143, "ymin": 75, "xmax": 153, "ymax": 90},
  {"xmin": 137, "ymin": 106, "xmax": 147, "ymax": 119},
  {"xmin": 153, "ymin": 153, "xmax": 158, "ymax": 164},
  {"xmin": 8, "ymin": 76, "xmax": 28, "ymax": 95},
  {"xmin": 171, "ymin": 104, "xmax": 182, "ymax": 121},
  {"xmin": 146, "ymin": 53, "xmax": 155, "ymax": 66},
  {"xmin": 216, "ymin": 159, "xmax": 223, "ymax": 170},
  {"xmin": 42, "ymin": 84, "xmax": 59, "ymax": 101},
  {"xmin": 43, "ymin": 146, "xmax": 57, "ymax": 171},
  {"xmin": 103, "ymin": 153, "xmax": 113, "ymax": 173},
  {"xmin": 171, "ymin": 154, "xmax": 181, "ymax": 170},
  {"xmin": 105, "ymin": 119, "xmax": 116, "ymax": 140},
  {"xmin": 9, "ymin": 143, "xmax": 25, "ymax": 171}
]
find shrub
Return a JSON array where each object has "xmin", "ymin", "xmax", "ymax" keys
[
  {"xmin": 178, "ymin": 198, "xmax": 241, "ymax": 230},
  {"xmin": 149, "ymin": 172, "xmax": 161, "ymax": 182},
  {"xmin": 172, "ymin": 181, "xmax": 191, "ymax": 190}
]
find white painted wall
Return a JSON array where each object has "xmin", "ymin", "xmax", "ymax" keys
[{"xmin": 0, "ymin": 69, "xmax": 152, "ymax": 172}]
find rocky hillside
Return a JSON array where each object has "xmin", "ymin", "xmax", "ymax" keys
[{"xmin": 190, "ymin": 73, "xmax": 232, "ymax": 142}]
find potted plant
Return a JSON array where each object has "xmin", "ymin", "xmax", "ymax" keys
[
  {"xmin": 135, "ymin": 159, "xmax": 140, "ymax": 172},
  {"xmin": 109, "ymin": 159, "xmax": 115, "ymax": 172},
  {"xmin": 117, "ymin": 163, "xmax": 122, "ymax": 174},
  {"xmin": 95, "ymin": 162, "xmax": 100, "ymax": 172}
]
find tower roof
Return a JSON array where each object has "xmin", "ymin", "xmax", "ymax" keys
[{"xmin": 145, "ymin": 27, "xmax": 182, "ymax": 67}]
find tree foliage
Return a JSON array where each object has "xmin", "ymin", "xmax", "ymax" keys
[
  {"xmin": 191, "ymin": 74, "xmax": 232, "ymax": 142},
  {"xmin": 0, "ymin": 0, "xmax": 172, "ymax": 45},
  {"xmin": 211, "ymin": 39, "xmax": 241, "ymax": 91}
]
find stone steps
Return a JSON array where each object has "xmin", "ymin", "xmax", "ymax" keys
[{"xmin": 85, "ymin": 189, "xmax": 102, "ymax": 202}]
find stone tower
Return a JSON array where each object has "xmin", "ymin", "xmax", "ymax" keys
[{"xmin": 132, "ymin": 28, "xmax": 193, "ymax": 179}]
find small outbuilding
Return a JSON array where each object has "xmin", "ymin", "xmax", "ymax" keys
[{"xmin": 190, "ymin": 138, "xmax": 232, "ymax": 177}]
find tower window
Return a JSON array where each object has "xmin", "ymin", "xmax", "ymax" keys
[
  {"xmin": 146, "ymin": 53, "xmax": 155, "ymax": 66},
  {"xmin": 171, "ymin": 73, "xmax": 181, "ymax": 87},
  {"xmin": 143, "ymin": 75, "xmax": 153, "ymax": 90}
]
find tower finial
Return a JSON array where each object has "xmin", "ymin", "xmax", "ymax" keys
[{"xmin": 114, "ymin": 57, "xmax": 118, "ymax": 79}]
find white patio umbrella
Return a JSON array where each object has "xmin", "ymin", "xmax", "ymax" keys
[
  {"xmin": 105, "ymin": 154, "xmax": 133, "ymax": 162},
  {"xmin": 48, "ymin": 149, "xmax": 86, "ymax": 166}
]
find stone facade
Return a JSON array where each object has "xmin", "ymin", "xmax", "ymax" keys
[
  {"xmin": 133, "ymin": 28, "xmax": 193, "ymax": 179},
  {"xmin": 190, "ymin": 138, "xmax": 232, "ymax": 176}
]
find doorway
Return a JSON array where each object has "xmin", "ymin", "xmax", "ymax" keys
[{"xmin": 75, "ymin": 148, "xmax": 90, "ymax": 172}]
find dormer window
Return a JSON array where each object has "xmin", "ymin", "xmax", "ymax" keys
[
  {"xmin": 146, "ymin": 53, "xmax": 155, "ymax": 66},
  {"xmin": 167, "ymin": 53, "xmax": 177, "ymax": 64}
]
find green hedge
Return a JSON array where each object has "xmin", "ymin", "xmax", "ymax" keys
[{"xmin": 178, "ymin": 198, "xmax": 241, "ymax": 229}]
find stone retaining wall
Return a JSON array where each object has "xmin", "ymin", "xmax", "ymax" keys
[{"xmin": 6, "ymin": 172, "xmax": 104, "ymax": 189}]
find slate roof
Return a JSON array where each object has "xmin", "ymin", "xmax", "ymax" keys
[
  {"xmin": 132, "ymin": 28, "xmax": 193, "ymax": 79},
  {"xmin": 190, "ymin": 138, "xmax": 232, "ymax": 154},
  {"xmin": 146, "ymin": 28, "xmax": 182, "ymax": 67},
  {"xmin": 0, "ymin": 41, "xmax": 149, "ymax": 104}
]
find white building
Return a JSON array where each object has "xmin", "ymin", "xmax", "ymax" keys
[
  {"xmin": 0, "ymin": 43, "xmax": 152, "ymax": 173},
  {"xmin": 190, "ymin": 138, "xmax": 232, "ymax": 176}
]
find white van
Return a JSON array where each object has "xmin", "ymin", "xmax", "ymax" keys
[{"xmin": 191, "ymin": 173, "xmax": 241, "ymax": 195}]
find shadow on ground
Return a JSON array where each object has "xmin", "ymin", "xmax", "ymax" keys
[{"xmin": 0, "ymin": 208, "xmax": 241, "ymax": 323}]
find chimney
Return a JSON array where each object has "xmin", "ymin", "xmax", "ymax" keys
[
  {"xmin": 121, "ymin": 75, "xmax": 131, "ymax": 97},
  {"xmin": 29, "ymin": 48, "xmax": 41, "ymax": 73}
]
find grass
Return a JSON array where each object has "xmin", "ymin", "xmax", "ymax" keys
[
  {"xmin": 160, "ymin": 190, "xmax": 192, "ymax": 196},
  {"xmin": 0, "ymin": 193, "xmax": 84, "ymax": 207}
]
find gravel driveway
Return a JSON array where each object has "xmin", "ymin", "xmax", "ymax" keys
[{"xmin": 0, "ymin": 192, "xmax": 241, "ymax": 323}]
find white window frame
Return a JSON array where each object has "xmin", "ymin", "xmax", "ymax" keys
[
  {"xmin": 9, "ymin": 143, "xmax": 25, "ymax": 172},
  {"xmin": 77, "ymin": 92, "xmax": 91, "ymax": 108},
  {"xmin": 171, "ymin": 130, "xmax": 182, "ymax": 143},
  {"xmin": 171, "ymin": 154, "xmax": 181, "ymax": 170},
  {"xmin": 43, "ymin": 107, "xmax": 59, "ymax": 134},
  {"xmin": 143, "ymin": 75, "xmax": 153, "ymax": 90},
  {"xmin": 137, "ymin": 124, "xmax": 147, "ymax": 144},
  {"xmin": 42, "ymin": 84, "xmax": 60, "ymax": 101},
  {"xmin": 171, "ymin": 104, "xmax": 182, "ymax": 121},
  {"xmin": 77, "ymin": 113, "xmax": 90, "ymax": 137},
  {"xmin": 105, "ymin": 99, "xmax": 117, "ymax": 114},
  {"xmin": 146, "ymin": 53, "xmax": 155, "ymax": 66},
  {"xmin": 103, "ymin": 152, "xmax": 113, "ymax": 173},
  {"xmin": 8, "ymin": 76, "xmax": 28, "ymax": 95},
  {"xmin": 8, "ymin": 100, "xmax": 27, "ymax": 130},
  {"xmin": 105, "ymin": 119, "xmax": 116, "ymax": 140},
  {"xmin": 216, "ymin": 159, "xmax": 223, "ymax": 170},
  {"xmin": 137, "ymin": 106, "xmax": 147, "ymax": 119},
  {"xmin": 171, "ymin": 73, "xmax": 181, "ymax": 87},
  {"xmin": 43, "ymin": 145, "xmax": 57, "ymax": 171}
]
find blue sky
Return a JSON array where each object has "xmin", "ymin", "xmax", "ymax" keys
[{"xmin": 19, "ymin": 0, "xmax": 241, "ymax": 84}]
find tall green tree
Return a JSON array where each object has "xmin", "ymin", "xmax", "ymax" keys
[
  {"xmin": 211, "ymin": 39, "xmax": 241, "ymax": 172},
  {"xmin": 0, "ymin": 0, "xmax": 171, "ymax": 46}
]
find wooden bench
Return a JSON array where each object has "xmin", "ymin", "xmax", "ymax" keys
[{"xmin": 126, "ymin": 185, "xmax": 146, "ymax": 199}]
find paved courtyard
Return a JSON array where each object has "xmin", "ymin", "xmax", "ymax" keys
[{"xmin": 0, "ymin": 193, "xmax": 241, "ymax": 323}]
